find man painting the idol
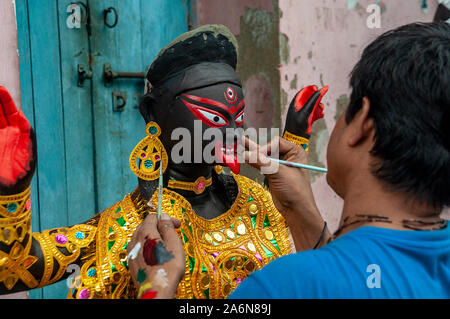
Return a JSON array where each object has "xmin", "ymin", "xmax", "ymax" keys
[
  {"xmin": 127, "ymin": 21, "xmax": 450, "ymax": 299},
  {"xmin": 1, "ymin": 17, "xmax": 449, "ymax": 299},
  {"xmin": 0, "ymin": 24, "xmax": 327, "ymax": 299}
]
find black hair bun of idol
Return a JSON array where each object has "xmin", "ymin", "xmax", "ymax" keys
[{"xmin": 146, "ymin": 24, "xmax": 238, "ymax": 88}]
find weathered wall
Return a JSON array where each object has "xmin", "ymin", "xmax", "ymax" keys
[
  {"xmin": 0, "ymin": 0, "xmax": 27, "ymax": 299},
  {"xmin": 278, "ymin": 0, "xmax": 443, "ymax": 231},
  {"xmin": 195, "ymin": 0, "xmax": 283, "ymax": 183},
  {"xmin": 195, "ymin": 0, "xmax": 449, "ymax": 229},
  {"xmin": 0, "ymin": 0, "xmax": 21, "ymax": 107}
]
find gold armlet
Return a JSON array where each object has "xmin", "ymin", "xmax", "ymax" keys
[
  {"xmin": 0, "ymin": 187, "xmax": 39, "ymax": 290},
  {"xmin": 33, "ymin": 224, "xmax": 97, "ymax": 288},
  {"xmin": 283, "ymin": 131, "xmax": 309, "ymax": 152}
]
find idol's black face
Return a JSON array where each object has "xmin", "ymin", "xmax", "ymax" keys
[{"xmin": 157, "ymin": 83, "xmax": 245, "ymax": 173}]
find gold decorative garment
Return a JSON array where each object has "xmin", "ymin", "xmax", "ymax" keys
[
  {"xmin": 149, "ymin": 174, "xmax": 292, "ymax": 299},
  {"xmin": 0, "ymin": 187, "xmax": 37, "ymax": 290},
  {"xmin": 68, "ymin": 174, "xmax": 291, "ymax": 299}
]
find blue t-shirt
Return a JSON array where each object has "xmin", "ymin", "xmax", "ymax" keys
[{"xmin": 229, "ymin": 224, "xmax": 450, "ymax": 299}]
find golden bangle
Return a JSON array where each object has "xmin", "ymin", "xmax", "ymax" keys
[{"xmin": 283, "ymin": 131, "xmax": 309, "ymax": 152}]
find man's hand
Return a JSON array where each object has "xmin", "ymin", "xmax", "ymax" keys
[
  {"xmin": 242, "ymin": 136, "xmax": 330, "ymax": 251},
  {"xmin": 127, "ymin": 213, "xmax": 185, "ymax": 299},
  {"xmin": 0, "ymin": 86, "xmax": 36, "ymax": 195}
]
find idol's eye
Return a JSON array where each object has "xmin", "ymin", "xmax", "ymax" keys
[
  {"xmin": 235, "ymin": 111, "xmax": 244, "ymax": 125},
  {"xmin": 181, "ymin": 98, "xmax": 229, "ymax": 128},
  {"xmin": 227, "ymin": 88, "xmax": 235, "ymax": 99},
  {"xmin": 197, "ymin": 108, "xmax": 228, "ymax": 125},
  {"xmin": 224, "ymin": 87, "xmax": 237, "ymax": 104}
]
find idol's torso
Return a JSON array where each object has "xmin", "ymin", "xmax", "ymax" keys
[{"xmin": 66, "ymin": 173, "xmax": 291, "ymax": 299}]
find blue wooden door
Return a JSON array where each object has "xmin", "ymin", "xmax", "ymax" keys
[{"xmin": 15, "ymin": 0, "xmax": 190, "ymax": 299}]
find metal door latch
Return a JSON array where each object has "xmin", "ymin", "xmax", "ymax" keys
[
  {"xmin": 77, "ymin": 64, "xmax": 93, "ymax": 87},
  {"xmin": 112, "ymin": 89, "xmax": 127, "ymax": 112},
  {"xmin": 103, "ymin": 62, "xmax": 145, "ymax": 84}
]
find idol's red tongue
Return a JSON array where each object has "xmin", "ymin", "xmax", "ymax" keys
[{"xmin": 215, "ymin": 142, "xmax": 240, "ymax": 174}]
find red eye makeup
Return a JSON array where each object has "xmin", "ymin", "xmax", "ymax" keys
[
  {"xmin": 181, "ymin": 92, "xmax": 245, "ymax": 128},
  {"xmin": 181, "ymin": 96, "xmax": 230, "ymax": 128}
]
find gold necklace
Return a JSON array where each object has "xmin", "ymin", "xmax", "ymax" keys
[{"xmin": 167, "ymin": 176, "xmax": 212, "ymax": 195}]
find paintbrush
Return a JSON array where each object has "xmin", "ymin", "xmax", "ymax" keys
[
  {"xmin": 268, "ymin": 158, "xmax": 328, "ymax": 173},
  {"xmin": 157, "ymin": 157, "xmax": 164, "ymax": 220}
]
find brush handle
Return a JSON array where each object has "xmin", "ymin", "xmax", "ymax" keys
[
  {"xmin": 269, "ymin": 158, "xmax": 328, "ymax": 173},
  {"xmin": 157, "ymin": 158, "xmax": 163, "ymax": 219}
]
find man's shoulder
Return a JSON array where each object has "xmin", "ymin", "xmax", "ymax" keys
[{"xmin": 234, "ymin": 234, "xmax": 376, "ymax": 298}]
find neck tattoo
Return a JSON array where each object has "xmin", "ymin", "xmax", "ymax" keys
[{"xmin": 330, "ymin": 214, "xmax": 447, "ymax": 242}]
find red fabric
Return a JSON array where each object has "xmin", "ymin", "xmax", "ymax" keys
[{"xmin": 0, "ymin": 86, "xmax": 32, "ymax": 187}]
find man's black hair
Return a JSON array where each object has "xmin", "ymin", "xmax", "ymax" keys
[{"xmin": 346, "ymin": 22, "xmax": 450, "ymax": 209}]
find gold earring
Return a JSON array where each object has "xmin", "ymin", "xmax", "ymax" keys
[{"xmin": 129, "ymin": 122, "xmax": 168, "ymax": 180}]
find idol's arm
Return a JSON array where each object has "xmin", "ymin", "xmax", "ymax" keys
[
  {"xmin": 0, "ymin": 86, "xmax": 97, "ymax": 294},
  {"xmin": 0, "ymin": 190, "xmax": 98, "ymax": 293},
  {"xmin": 282, "ymin": 85, "xmax": 328, "ymax": 151}
]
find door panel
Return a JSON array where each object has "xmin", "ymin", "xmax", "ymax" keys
[
  {"xmin": 15, "ymin": 0, "xmax": 190, "ymax": 299},
  {"xmin": 89, "ymin": 0, "xmax": 147, "ymax": 212}
]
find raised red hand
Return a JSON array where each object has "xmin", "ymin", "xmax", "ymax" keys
[
  {"xmin": 284, "ymin": 85, "xmax": 328, "ymax": 138},
  {"xmin": 0, "ymin": 86, "xmax": 35, "ymax": 194}
]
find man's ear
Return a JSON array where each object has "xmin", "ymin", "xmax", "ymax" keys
[
  {"xmin": 139, "ymin": 94, "xmax": 157, "ymax": 124},
  {"xmin": 347, "ymin": 97, "xmax": 374, "ymax": 147}
]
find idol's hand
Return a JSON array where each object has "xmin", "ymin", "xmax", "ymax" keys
[
  {"xmin": 127, "ymin": 213, "xmax": 185, "ymax": 299},
  {"xmin": 284, "ymin": 85, "xmax": 328, "ymax": 139},
  {"xmin": 0, "ymin": 86, "xmax": 36, "ymax": 195},
  {"xmin": 242, "ymin": 136, "xmax": 330, "ymax": 251}
]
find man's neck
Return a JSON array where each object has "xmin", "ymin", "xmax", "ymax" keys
[{"xmin": 337, "ymin": 173, "xmax": 442, "ymax": 237}]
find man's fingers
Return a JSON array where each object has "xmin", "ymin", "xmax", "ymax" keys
[
  {"xmin": 259, "ymin": 136, "xmax": 280, "ymax": 157},
  {"xmin": 244, "ymin": 136, "xmax": 297, "ymax": 159},
  {"xmin": 139, "ymin": 213, "xmax": 162, "ymax": 241},
  {"xmin": 170, "ymin": 217, "xmax": 182, "ymax": 229},
  {"xmin": 241, "ymin": 136, "xmax": 259, "ymax": 152},
  {"xmin": 157, "ymin": 213, "xmax": 184, "ymax": 256}
]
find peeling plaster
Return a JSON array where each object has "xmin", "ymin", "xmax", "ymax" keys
[
  {"xmin": 279, "ymin": 33, "xmax": 290, "ymax": 64},
  {"xmin": 280, "ymin": 88, "xmax": 288, "ymax": 122},
  {"xmin": 237, "ymin": 2, "xmax": 281, "ymax": 128},
  {"xmin": 289, "ymin": 74, "xmax": 297, "ymax": 90},
  {"xmin": 335, "ymin": 94, "xmax": 350, "ymax": 121},
  {"xmin": 308, "ymin": 119, "xmax": 329, "ymax": 183},
  {"xmin": 243, "ymin": 8, "xmax": 275, "ymax": 48}
]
